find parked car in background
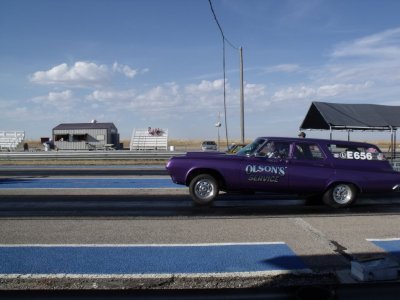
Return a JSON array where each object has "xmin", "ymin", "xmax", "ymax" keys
[
  {"xmin": 226, "ymin": 143, "xmax": 247, "ymax": 154},
  {"xmin": 166, "ymin": 137, "xmax": 400, "ymax": 208},
  {"xmin": 201, "ymin": 141, "xmax": 217, "ymax": 151}
]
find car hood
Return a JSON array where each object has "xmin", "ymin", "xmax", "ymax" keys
[{"xmin": 185, "ymin": 151, "xmax": 225, "ymax": 157}]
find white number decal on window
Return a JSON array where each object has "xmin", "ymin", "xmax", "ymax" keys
[{"xmin": 345, "ymin": 151, "xmax": 373, "ymax": 160}]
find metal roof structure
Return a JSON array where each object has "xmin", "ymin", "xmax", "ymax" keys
[
  {"xmin": 53, "ymin": 122, "xmax": 117, "ymax": 131},
  {"xmin": 300, "ymin": 102, "xmax": 400, "ymax": 131},
  {"xmin": 300, "ymin": 101, "xmax": 400, "ymax": 159}
]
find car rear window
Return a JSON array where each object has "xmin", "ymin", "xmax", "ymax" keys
[
  {"xmin": 293, "ymin": 143, "xmax": 325, "ymax": 160},
  {"xmin": 328, "ymin": 143, "xmax": 385, "ymax": 161}
]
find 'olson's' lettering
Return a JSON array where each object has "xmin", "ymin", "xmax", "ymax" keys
[{"xmin": 245, "ymin": 165, "xmax": 286, "ymax": 176}]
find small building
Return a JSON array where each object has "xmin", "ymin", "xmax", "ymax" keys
[{"xmin": 53, "ymin": 122, "xmax": 120, "ymax": 150}]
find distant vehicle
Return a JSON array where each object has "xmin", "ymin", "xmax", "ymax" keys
[
  {"xmin": 166, "ymin": 137, "xmax": 400, "ymax": 208},
  {"xmin": 226, "ymin": 143, "xmax": 247, "ymax": 154},
  {"xmin": 201, "ymin": 141, "xmax": 217, "ymax": 151}
]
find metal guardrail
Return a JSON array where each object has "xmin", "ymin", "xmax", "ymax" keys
[{"xmin": 0, "ymin": 150, "xmax": 185, "ymax": 161}]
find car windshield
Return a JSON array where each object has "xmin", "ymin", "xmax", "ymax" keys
[{"xmin": 236, "ymin": 138, "xmax": 266, "ymax": 156}]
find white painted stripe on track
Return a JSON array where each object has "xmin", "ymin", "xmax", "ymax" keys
[
  {"xmin": 0, "ymin": 242, "xmax": 286, "ymax": 247},
  {"xmin": 367, "ymin": 238, "xmax": 400, "ymax": 242}
]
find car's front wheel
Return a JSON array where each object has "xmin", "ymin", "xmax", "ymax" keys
[
  {"xmin": 189, "ymin": 174, "xmax": 219, "ymax": 205},
  {"xmin": 323, "ymin": 183, "xmax": 357, "ymax": 208}
]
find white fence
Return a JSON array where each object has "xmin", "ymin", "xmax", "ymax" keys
[
  {"xmin": 0, "ymin": 130, "xmax": 25, "ymax": 151},
  {"xmin": 130, "ymin": 128, "xmax": 168, "ymax": 151}
]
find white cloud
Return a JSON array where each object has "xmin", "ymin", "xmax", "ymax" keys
[
  {"xmin": 32, "ymin": 90, "xmax": 73, "ymax": 104},
  {"xmin": 32, "ymin": 90, "xmax": 72, "ymax": 105},
  {"xmin": 332, "ymin": 27, "xmax": 400, "ymax": 59},
  {"xmin": 0, "ymin": 99, "xmax": 16, "ymax": 110},
  {"xmin": 87, "ymin": 83, "xmax": 183, "ymax": 114},
  {"xmin": 86, "ymin": 80, "xmax": 230, "ymax": 117},
  {"xmin": 325, "ymin": 27, "xmax": 400, "ymax": 85},
  {"xmin": 244, "ymin": 83, "xmax": 266, "ymax": 98},
  {"xmin": 264, "ymin": 64, "xmax": 301, "ymax": 73},
  {"xmin": 30, "ymin": 61, "xmax": 147, "ymax": 87},
  {"xmin": 30, "ymin": 61, "xmax": 109, "ymax": 87},
  {"xmin": 112, "ymin": 62, "xmax": 138, "ymax": 78},
  {"xmin": 30, "ymin": 90, "xmax": 78, "ymax": 112},
  {"xmin": 185, "ymin": 79, "xmax": 226, "ymax": 93},
  {"xmin": 87, "ymin": 89, "xmax": 137, "ymax": 103},
  {"xmin": 272, "ymin": 82, "xmax": 372, "ymax": 102},
  {"xmin": 272, "ymin": 85, "xmax": 316, "ymax": 102}
]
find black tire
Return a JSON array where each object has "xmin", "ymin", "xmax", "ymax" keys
[
  {"xmin": 322, "ymin": 183, "xmax": 357, "ymax": 208},
  {"xmin": 189, "ymin": 174, "xmax": 219, "ymax": 205}
]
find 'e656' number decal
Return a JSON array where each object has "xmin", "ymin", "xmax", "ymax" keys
[{"xmin": 340, "ymin": 151, "xmax": 373, "ymax": 160}]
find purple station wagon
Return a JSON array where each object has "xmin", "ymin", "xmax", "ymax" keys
[{"xmin": 166, "ymin": 137, "xmax": 400, "ymax": 208}]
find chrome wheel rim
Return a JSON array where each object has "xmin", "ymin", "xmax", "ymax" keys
[
  {"xmin": 333, "ymin": 184, "xmax": 352, "ymax": 204},
  {"xmin": 194, "ymin": 179, "xmax": 214, "ymax": 200}
]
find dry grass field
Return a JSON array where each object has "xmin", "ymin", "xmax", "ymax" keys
[
  {"xmin": 20, "ymin": 138, "xmax": 394, "ymax": 152},
  {"xmin": 19, "ymin": 139, "xmax": 251, "ymax": 152},
  {"xmin": 0, "ymin": 138, "xmax": 396, "ymax": 166}
]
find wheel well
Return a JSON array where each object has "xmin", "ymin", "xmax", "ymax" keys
[
  {"xmin": 326, "ymin": 181, "xmax": 361, "ymax": 194},
  {"xmin": 186, "ymin": 169, "xmax": 226, "ymax": 189}
]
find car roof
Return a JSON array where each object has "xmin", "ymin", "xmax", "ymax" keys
[{"xmin": 257, "ymin": 137, "xmax": 377, "ymax": 148}]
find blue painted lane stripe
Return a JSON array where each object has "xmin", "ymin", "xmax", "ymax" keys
[
  {"xmin": 1, "ymin": 165, "xmax": 164, "ymax": 169},
  {"xmin": 368, "ymin": 238, "xmax": 400, "ymax": 261},
  {"xmin": 0, "ymin": 178, "xmax": 183, "ymax": 189},
  {"xmin": 0, "ymin": 243, "xmax": 308, "ymax": 275}
]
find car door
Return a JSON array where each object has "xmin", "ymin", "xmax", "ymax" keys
[
  {"xmin": 288, "ymin": 141, "xmax": 333, "ymax": 193},
  {"xmin": 239, "ymin": 140, "xmax": 290, "ymax": 192}
]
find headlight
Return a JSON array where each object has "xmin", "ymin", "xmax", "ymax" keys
[{"xmin": 166, "ymin": 160, "xmax": 172, "ymax": 169}]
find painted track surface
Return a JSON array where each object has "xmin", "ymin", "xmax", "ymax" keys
[
  {"xmin": 0, "ymin": 165, "xmax": 168, "ymax": 176},
  {"xmin": 0, "ymin": 177, "xmax": 182, "ymax": 189},
  {"xmin": 0, "ymin": 243, "xmax": 308, "ymax": 276}
]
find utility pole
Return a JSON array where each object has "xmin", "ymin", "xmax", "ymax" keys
[{"xmin": 239, "ymin": 47, "xmax": 245, "ymax": 144}]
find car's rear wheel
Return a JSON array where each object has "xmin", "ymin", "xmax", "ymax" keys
[
  {"xmin": 323, "ymin": 183, "xmax": 357, "ymax": 208},
  {"xmin": 189, "ymin": 174, "xmax": 219, "ymax": 205}
]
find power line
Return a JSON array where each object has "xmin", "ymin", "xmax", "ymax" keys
[
  {"xmin": 208, "ymin": 0, "xmax": 238, "ymax": 148},
  {"xmin": 208, "ymin": 0, "xmax": 239, "ymax": 50}
]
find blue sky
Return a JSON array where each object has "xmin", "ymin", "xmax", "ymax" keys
[{"xmin": 1, "ymin": 0, "xmax": 400, "ymax": 142}]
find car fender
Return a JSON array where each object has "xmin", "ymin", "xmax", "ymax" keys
[
  {"xmin": 185, "ymin": 167, "xmax": 226, "ymax": 189},
  {"xmin": 325, "ymin": 177, "xmax": 362, "ymax": 194}
]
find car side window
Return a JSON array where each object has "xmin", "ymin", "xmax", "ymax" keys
[
  {"xmin": 293, "ymin": 143, "xmax": 325, "ymax": 160},
  {"xmin": 328, "ymin": 144, "xmax": 385, "ymax": 161},
  {"xmin": 258, "ymin": 141, "xmax": 290, "ymax": 159}
]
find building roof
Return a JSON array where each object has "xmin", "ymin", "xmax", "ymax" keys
[
  {"xmin": 53, "ymin": 122, "xmax": 117, "ymax": 131},
  {"xmin": 300, "ymin": 102, "xmax": 400, "ymax": 131}
]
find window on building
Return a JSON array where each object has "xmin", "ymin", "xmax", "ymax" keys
[
  {"xmin": 96, "ymin": 134, "xmax": 105, "ymax": 141},
  {"xmin": 55, "ymin": 134, "xmax": 69, "ymax": 142},
  {"xmin": 72, "ymin": 134, "xmax": 87, "ymax": 142}
]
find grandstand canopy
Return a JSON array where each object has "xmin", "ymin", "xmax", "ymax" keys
[{"xmin": 300, "ymin": 102, "xmax": 400, "ymax": 131}]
